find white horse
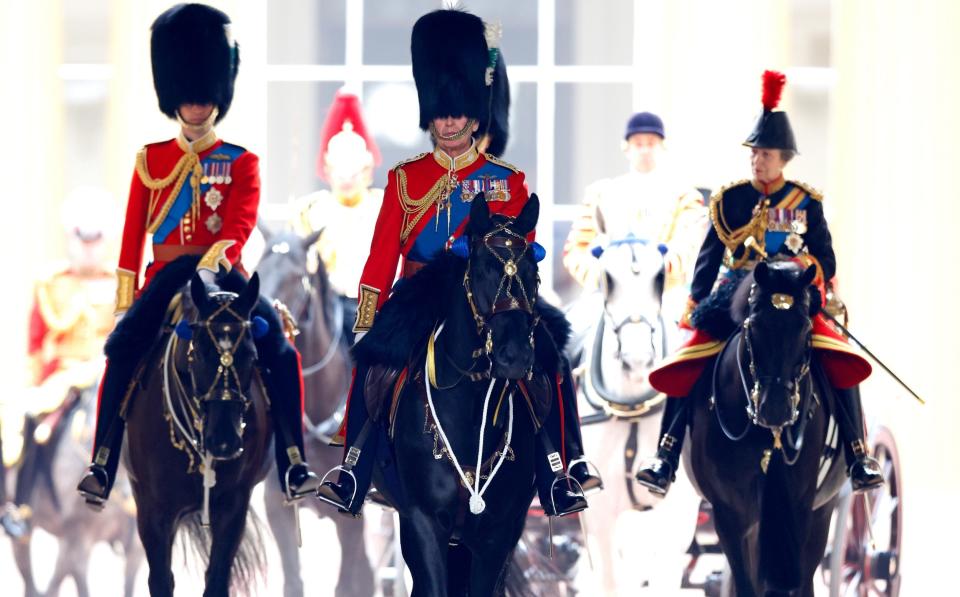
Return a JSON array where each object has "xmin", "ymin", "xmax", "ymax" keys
[{"xmin": 567, "ymin": 237, "xmax": 701, "ymax": 596}]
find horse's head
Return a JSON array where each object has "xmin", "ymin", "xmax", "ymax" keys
[
  {"xmin": 593, "ymin": 237, "xmax": 667, "ymax": 378},
  {"xmin": 256, "ymin": 224, "xmax": 324, "ymax": 318},
  {"xmin": 187, "ymin": 273, "xmax": 262, "ymax": 460},
  {"xmin": 462, "ymin": 193, "xmax": 541, "ymax": 379},
  {"xmin": 738, "ymin": 261, "xmax": 819, "ymax": 430}
]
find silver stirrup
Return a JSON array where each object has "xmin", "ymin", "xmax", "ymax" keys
[
  {"xmin": 284, "ymin": 464, "xmax": 316, "ymax": 505},
  {"xmin": 548, "ymin": 474, "xmax": 586, "ymax": 518},
  {"xmin": 567, "ymin": 457, "xmax": 603, "ymax": 495},
  {"xmin": 315, "ymin": 465, "xmax": 359, "ymax": 510}
]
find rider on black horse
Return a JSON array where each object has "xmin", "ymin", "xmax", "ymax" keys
[
  {"xmin": 635, "ymin": 70, "xmax": 885, "ymax": 496},
  {"xmin": 316, "ymin": 8, "xmax": 601, "ymax": 518},
  {"xmin": 77, "ymin": 3, "xmax": 321, "ymax": 509}
]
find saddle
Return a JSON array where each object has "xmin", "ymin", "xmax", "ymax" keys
[{"xmin": 361, "ymin": 341, "xmax": 554, "ymax": 442}]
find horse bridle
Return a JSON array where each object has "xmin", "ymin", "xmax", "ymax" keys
[
  {"xmin": 740, "ymin": 284, "xmax": 812, "ymax": 429},
  {"xmin": 597, "ymin": 236, "xmax": 666, "ymax": 362},
  {"xmin": 463, "ymin": 222, "xmax": 540, "ymax": 378},
  {"xmin": 187, "ymin": 293, "xmax": 255, "ymax": 414}
]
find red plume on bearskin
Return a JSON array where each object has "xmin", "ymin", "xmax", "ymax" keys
[{"xmin": 761, "ymin": 70, "xmax": 786, "ymax": 111}]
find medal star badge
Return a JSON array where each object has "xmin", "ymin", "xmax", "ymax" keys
[
  {"xmin": 204, "ymin": 188, "xmax": 224, "ymax": 211},
  {"xmin": 785, "ymin": 231, "xmax": 804, "ymax": 254},
  {"xmin": 205, "ymin": 213, "xmax": 223, "ymax": 234},
  {"xmin": 791, "ymin": 218, "xmax": 807, "ymax": 235}
]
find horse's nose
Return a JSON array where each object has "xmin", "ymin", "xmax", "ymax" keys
[
  {"xmin": 757, "ymin": 388, "xmax": 795, "ymax": 430},
  {"xmin": 493, "ymin": 342, "xmax": 533, "ymax": 379},
  {"xmin": 208, "ymin": 435, "xmax": 244, "ymax": 461}
]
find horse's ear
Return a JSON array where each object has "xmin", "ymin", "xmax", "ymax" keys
[
  {"xmin": 302, "ymin": 227, "xmax": 324, "ymax": 251},
  {"xmin": 754, "ymin": 261, "xmax": 770, "ymax": 287},
  {"xmin": 807, "ymin": 286, "xmax": 823, "ymax": 317},
  {"xmin": 468, "ymin": 192, "xmax": 492, "ymax": 234},
  {"xmin": 190, "ymin": 273, "xmax": 210, "ymax": 313},
  {"xmin": 799, "ymin": 265, "xmax": 818, "ymax": 288},
  {"xmin": 257, "ymin": 217, "xmax": 274, "ymax": 242},
  {"xmin": 232, "ymin": 272, "xmax": 260, "ymax": 317},
  {"xmin": 513, "ymin": 194, "xmax": 540, "ymax": 236}
]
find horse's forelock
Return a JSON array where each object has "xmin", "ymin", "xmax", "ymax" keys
[{"xmin": 735, "ymin": 261, "xmax": 812, "ymax": 323}]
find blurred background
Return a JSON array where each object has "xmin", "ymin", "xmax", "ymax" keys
[{"xmin": 0, "ymin": 0, "xmax": 957, "ymax": 594}]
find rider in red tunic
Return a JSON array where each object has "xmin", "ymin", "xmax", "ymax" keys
[
  {"xmin": 77, "ymin": 3, "xmax": 321, "ymax": 508},
  {"xmin": 634, "ymin": 71, "xmax": 884, "ymax": 496},
  {"xmin": 316, "ymin": 8, "xmax": 599, "ymax": 518}
]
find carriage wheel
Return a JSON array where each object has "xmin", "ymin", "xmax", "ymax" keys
[{"xmin": 823, "ymin": 425, "xmax": 903, "ymax": 597}]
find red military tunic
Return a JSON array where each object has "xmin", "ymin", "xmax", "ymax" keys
[
  {"xmin": 353, "ymin": 143, "xmax": 530, "ymax": 331},
  {"xmin": 334, "ymin": 143, "xmax": 531, "ymax": 446},
  {"xmin": 115, "ymin": 129, "xmax": 260, "ymax": 312}
]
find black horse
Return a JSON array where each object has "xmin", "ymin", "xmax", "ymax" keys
[
  {"xmin": 122, "ymin": 271, "xmax": 270, "ymax": 597},
  {"xmin": 689, "ymin": 261, "xmax": 848, "ymax": 596},
  {"xmin": 256, "ymin": 227, "xmax": 373, "ymax": 597},
  {"xmin": 355, "ymin": 194, "xmax": 571, "ymax": 596}
]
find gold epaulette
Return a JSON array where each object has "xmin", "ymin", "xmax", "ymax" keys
[
  {"xmin": 391, "ymin": 153, "xmax": 428, "ymax": 172},
  {"xmin": 482, "ymin": 152, "xmax": 520, "ymax": 173},
  {"xmin": 789, "ymin": 180, "xmax": 824, "ymax": 201},
  {"xmin": 708, "ymin": 179, "xmax": 751, "ymax": 208}
]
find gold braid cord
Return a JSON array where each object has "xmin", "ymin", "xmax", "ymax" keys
[
  {"xmin": 396, "ymin": 166, "xmax": 457, "ymax": 244},
  {"xmin": 709, "ymin": 186, "xmax": 768, "ymax": 269},
  {"xmin": 136, "ymin": 146, "xmax": 204, "ymax": 234}
]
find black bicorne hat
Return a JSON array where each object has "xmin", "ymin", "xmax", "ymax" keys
[
  {"xmin": 411, "ymin": 9, "xmax": 511, "ymax": 156},
  {"xmin": 743, "ymin": 70, "xmax": 798, "ymax": 152},
  {"xmin": 151, "ymin": 3, "xmax": 239, "ymax": 124}
]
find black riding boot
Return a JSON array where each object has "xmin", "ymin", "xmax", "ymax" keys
[
  {"xmin": 534, "ymin": 379, "xmax": 588, "ymax": 517},
  {"xmin": 255, "ymin": 301, "xmax": 322, "ymax": 502},
  {"xmin": 557, "ymin": 366, "xmax": 602, "ymax": 494},
  {"xmin": 635, "ymin": 396, "xmax": 689, "ymax": 496},
  {"xmin": 316, "ymin": 364, "xmax": 376, "ymax": 517},
  {"xmin": 833, "ymin": 386, "xmax": 884, "ymax": 492},
  {"xmin": 77, "ymin": 359, "xmax": 134, "ymax": 510}
]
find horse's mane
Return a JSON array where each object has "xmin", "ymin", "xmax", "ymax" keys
[
  {"xmin": 105, "ymin": 256, "xmax": 248, "ymax": 362},
  {"xmin": 691, "ymin": 260, "xmax": 821, "ymax": 339},
  {"xmin": 690, "ymin": 269, "xmax": 750, "ymax": 340},
  {"xmin": 352, "ymin": 251, "xmax": 570, "ymax": 372}
]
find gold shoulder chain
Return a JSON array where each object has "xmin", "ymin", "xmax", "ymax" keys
[
  {"xmin": 482, "ymin": 152, "xmax": 520, "ymax": 173},
  {"xmin": 135, "ymin": 145, "xmax": 204, "ymax": 234},
  {"xmin": 396, "ymin": 166, "xmax": 455, "ymax": 244},
  {"xmin": 789, "ymin": 179, "xmax": 824, "ymax": 201},
  {"xmin": 392, "ymin": 152, "xmax": 428, "ymax": 172},
  {"xmin": 709, "ymin": 183, "xmax": 767, "ymax": 269}
]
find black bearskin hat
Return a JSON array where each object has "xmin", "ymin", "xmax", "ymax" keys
[
  {"xmin": 743, "ymin": 70, "xmax": 798, "ymax": 152},
  {"xmin": 411, "ymin": 9, "xmax": 510, "ymax": 156},
  {"xmin": 150, "ymin": 3, "xmax": 239, "ymax": 123}
]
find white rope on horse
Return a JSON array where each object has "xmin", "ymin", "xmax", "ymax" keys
[
  {"xmin": 424, "ymin": 323, "xmax": 514, "ymax": 515},
  {"xmin": 163, "ymin": 328, "xmax": 201, "ymax": 456},
  {"xmin": 163, "ymin": 324, "xmax": 216, "ymax": 526}
]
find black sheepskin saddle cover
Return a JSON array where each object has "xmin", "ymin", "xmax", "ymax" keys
[
  {"xmin": 352, "ymin": 252, "xmax": 571, "ymax": 375},
  {"xmin": 689, "ymin": 269, "xmax": 750, "ymax": 340},
  {"xmin": 104, "ymin": 256, "xmax": 247, "ymax": 364}
]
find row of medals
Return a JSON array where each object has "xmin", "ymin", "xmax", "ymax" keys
[{"xmin": 200, "ymin": 161, "xmax": 230, "ymax": 234}]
